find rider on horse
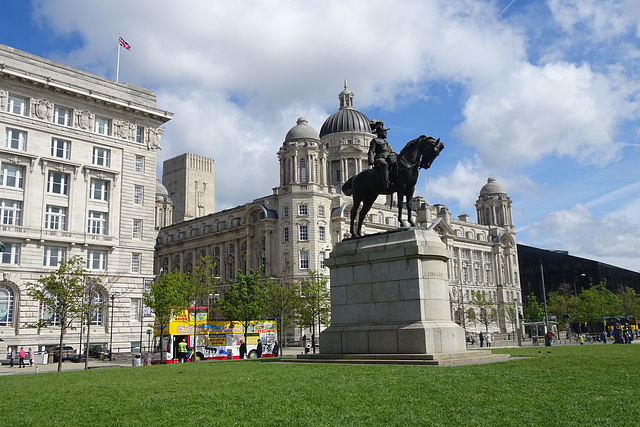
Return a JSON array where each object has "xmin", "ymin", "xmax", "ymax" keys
[{"xmin": 368, "ymin": 120, "xmax": 397, "ymax": 190}]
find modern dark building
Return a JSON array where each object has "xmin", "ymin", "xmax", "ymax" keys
[{"xmin": 518, "ymin": 244, "xmax": 640, "ymax": 301}]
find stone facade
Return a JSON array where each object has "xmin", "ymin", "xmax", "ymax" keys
[
  {"xmin": 162, "ymin": 153, "xmax": 215, "ymax": 223},
  {"xmin": 0, "ymin": 44, "xmax": 172, "ymax": 353},
  {"xmin": 155, "ymin": 84, "xmax": 521, "ymax": 339},
  {"xmin": 322, "ymin": 228, "xmax": 466, "ymax": 354}
]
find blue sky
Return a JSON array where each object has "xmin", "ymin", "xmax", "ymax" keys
[{"xmin": 1, "ymin": 0, "xmax": 639, "ymax": 272}]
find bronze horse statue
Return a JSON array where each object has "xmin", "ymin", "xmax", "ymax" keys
[{"xmin": 342, "ymin": 135, "xmax": 444, "ymax": 237}]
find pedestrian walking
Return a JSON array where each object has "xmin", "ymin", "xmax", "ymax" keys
[
  {"xmin": 479, "ymin": 331, "xmax": 484, "ymax": 348},
  {"xmin": 9, "ymin": 347, "xmax": 15, "ymax": 367},
  {"xmin": 19, "ymin": 347, "xmax": 26, "ymax": 368},
  {"xmin": 28, "ymin": 348, "xmax": 34, "ymax": 367},
  {"xmin": 485, "ymin": 332, "xmax": 492, "ymax": 348},
  {"xmin": 256, "ymin": 339, "xmax": 263, "ymax": 358}
]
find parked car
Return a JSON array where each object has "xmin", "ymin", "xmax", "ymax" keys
[
  {"xmin": 87, "ymin": 344, "xmax": 110, "ymax": 359},
  {"xmin": 49, "ymin": 345, "xmax": 78, "ymax": 362}
]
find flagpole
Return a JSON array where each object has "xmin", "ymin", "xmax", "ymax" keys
[{"xmin": 116, "ymin": 33, "xmax": 121, "ymax": 82}]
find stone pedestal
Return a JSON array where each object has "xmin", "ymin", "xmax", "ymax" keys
[{"xmin": 320, "ymin": 228, "xmax": 466, "ymax": 355}]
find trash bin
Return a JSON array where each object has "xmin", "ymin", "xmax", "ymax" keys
[{"xmin": 132, "ymin": 353, "xmax": 142, "ymax": 367}]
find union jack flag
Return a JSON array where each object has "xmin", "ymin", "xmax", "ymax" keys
[{"xmin": 119, "ymin": 36, "xmax": 131, "ymax": 51}]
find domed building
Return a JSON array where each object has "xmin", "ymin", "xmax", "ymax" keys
[{"xmin": 155, "ymin": 85, "xmax": 521, "ymax": 341}]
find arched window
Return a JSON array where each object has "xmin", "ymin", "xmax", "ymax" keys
[
  {"xmin": 377, "ymin": 212, "xmax": 384, "ymax": 224},
  {"xmin": 228, "ymin": 216, "xmax": 234, "ymax": 229},
  {"xmin": 214, "ymin": 220, "xmax": 220, "ymax": 232},
  {"xmin": 88, "ymin": 290, "xmax": 103, "ymax": 326},
  {"xmin": 299, "ymin": 158, "xmax": 307, "ymax": 183},
  {"xmin": 0, "ymin": 284, "xmax": 15, "ymax": 326},
  {"xmin": 39, "ymin": 291, "xmax": 60, "ymax": 326}
]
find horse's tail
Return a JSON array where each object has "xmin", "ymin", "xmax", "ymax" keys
[{"xmin": 342, "ymin": 177, "xmax": 354, "ymax": 196}]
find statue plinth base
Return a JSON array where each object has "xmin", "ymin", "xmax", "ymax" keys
[{"xmin": 320, "ymin": 228, "xmax": 466, "ymax": 354}]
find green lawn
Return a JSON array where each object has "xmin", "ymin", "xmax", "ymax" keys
[{"xmin": 1, "ymin": 345, "xmax": 638, "ymax": 426}]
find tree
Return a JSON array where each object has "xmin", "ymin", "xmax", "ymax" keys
[
  {"xmin": 504, "ymin": 304, "xmax": 518, "ymax": 335},
  {"xmin": 523, "ymin": 295, "xmax": 545, "ymax": 322},
  {"xmin": 26, "ymin": 256, "xmax": 88, "ymax": 372},
  {"xmin": 218, "ymin": 268, "xmax": 268, "ymax": 345},
  {"xmin": 580, "ymin": 281, "xmax": 619, "ymax": 327},
  {"xmin": 616, "ymin": 286, "xmax": 639, "ymax": 320},
  {"xmin": 183, "ymin": 256, "xmax": 217, "ymax": 360},
  {"xmin": 262, "ymin": 276, "xmax": 301, "ymax": 347},
  {"xmin": 297, "ymin": 271, "xmax": 331, "ymax": 352},
  {"xmin": 470, "ymin": 291, "xmax": 497, "ymax": 332},
  {"xmin": 82, "ymin": 277, "xmax": 108, "ymax": 370},
  {"xmin": 143, "ymin": 269, "xmax": 192, "ymax": 364},
  {"xmin": 547, "ymin": 283, "xmax": 576, "ymax": 334}
]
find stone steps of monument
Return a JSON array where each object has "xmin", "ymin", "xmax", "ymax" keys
[{"xmin": 277, "ymin": 351, "xmax": 510, "ymax": 366}]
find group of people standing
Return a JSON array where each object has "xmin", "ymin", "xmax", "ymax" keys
[
  {"xmin": 478, "ymin": 331, "xmax": 492, "ymax": 347},
  {"xmin": 8, "ymin": 347, "xmax": 34, "ymax": 368}
]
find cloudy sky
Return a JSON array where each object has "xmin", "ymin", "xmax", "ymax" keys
[{"xmin": 1, "ymin": 0, "xmax": 639, "ymax": 272}]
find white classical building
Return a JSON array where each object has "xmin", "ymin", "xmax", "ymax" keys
[
  {"xmin": 0, "ymin": 44, "xmax": 172, "ymax": 353},
  {"xmin": 155, "ymin": 84, "xmax": 521, "ymax": 338}
]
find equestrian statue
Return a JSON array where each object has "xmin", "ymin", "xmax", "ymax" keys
[{"xmin": 342, "ymin": 120, "xmax": 444, "ymax": 237}]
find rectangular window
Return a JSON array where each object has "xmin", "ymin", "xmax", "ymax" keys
[
  {"xmin": 43, "ymin": 246, "xmax": 66, "ymax": 267},
  {"xmin": 7, "ymin": 95, "xmax": 29, "ymax": 116},
  {"xmin": 319, "ymin": 251, "xmax": 326, "ymax": 269},
  {"xmin": 45, "ymin": 205, "xmax": 67, "ymax": 230},
  {"xmin": 136, "ymin": 127, "xmax": 143, "ymax": 143},
  {"xmin": 300, "ymin": 251, "xmax": 309, "ymax": 269},
  {"xmin": 0, "ymin": 164, "xmax": 24, "ymax": 188},
  {"xmin": 299, "ymin": 225, "xmax": 308, "ymax": 241},
  {"xmin": 89, "ymin": 179, "xmax": 109, "ymax": 202},
  {"xmin": 283, "ymin": 227, "xmax": 289, "ymax": 242},
  {"xmin": 53, "ymin": 106, "xmax": 72, "ymax": 126},
  {"xmin": 94, "ymin": 117, "xmax": 111, "ymax": 135},
  {"xmin": 47, "ymin": 172, "xmax": 69, "ymax": 195},
  {"xmin": 51, "ymin": 138, "xmax": 71, "ymax": 159},
  {"xmin": 87, "ymin": 211, "xmax": 108, "ymax": 235},
  {"xmin": 86, "ymin": 249, "xmax": 107, "ymax": 270},
  {"xmin": 298, "ymin": 204, "xmax": 308, "ymax": 216},
  {"xmin": 134, "ymin": 156, "xmax": 144, "ymax": 172},
  {"xmin": 319, "ymin": 226, "xmax": 325, "ymax": 242},
  {"xmin": 131, "ymin": 253, "xmax": 141, "ymax": 273},
  {"xmin": 92, "ymin": 147, "xmax": 111, "ymax": 167},
  {"xmin": 5, "ymin": 128, "xmax": 27, "ymax": 150},
  {"xmin": 0, "ymin": 199, "xmax": 21, "ymax": 225},
  {"xmin": 0, "ymin": 243, "xmax": 20, "ymax": 265},
  {"xmin": 130, "ymin": 298, "xmax": 140, "ymax": 321},
  {"xmin": 132, "ymin": 219, "xmax": 142, "ymax": 239},
  {"xmin": 134, "ymin": 186, "xmax": 143, "ymax": 204}
]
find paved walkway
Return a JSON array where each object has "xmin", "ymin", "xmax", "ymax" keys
[
  {"xmin": 2, "ymin": 341, "xmax": 636, "ymax": 376},
  {"xmin": 0, "ymin": 347, "xmax": 308, "ymax": 376}
]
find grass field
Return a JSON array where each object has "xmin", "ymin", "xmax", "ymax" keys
[{"xmin": 1, "ymin": 345, "xmax": 638, "ymax": 426}]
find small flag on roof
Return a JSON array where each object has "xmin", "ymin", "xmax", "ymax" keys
[{"xmin": 119, "ymin": 36, "xmax": 131, "ymax": 51}]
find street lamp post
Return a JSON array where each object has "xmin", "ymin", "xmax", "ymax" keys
[
  {"xmin": 146, "ymin": 329, "xmax": 152, "ymax": 365},
  {"xmin": 573, "ymin": 273, "xmax": 586, "ymax": 336},
  {"xmin": 109, "ymin": 294, "xmax": 115, "ymax": 360},
  {"xmin": 539, "ymin": 260, "xmax": 550, "ymax": 338}
]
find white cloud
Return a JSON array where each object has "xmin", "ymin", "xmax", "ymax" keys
[
  {"xmin": 548, "ymin": 0, "xmax": 632, "ymax": 41},
  {"xmin": 456, "ymin": 61, "xmax": 639, "ymax": 168},
  {"xmin": 527, "ymin": 204, "xmax": 640, "ymax": 271},
  {"xmin": 23, "ymin": 0, "xmax": 640, "ymax": 272}
]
